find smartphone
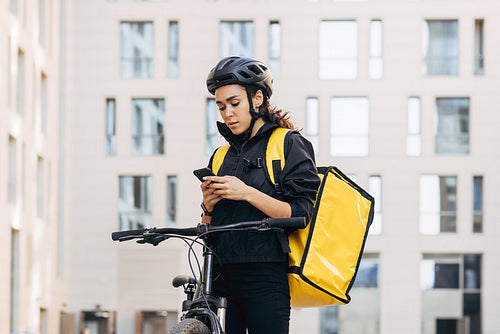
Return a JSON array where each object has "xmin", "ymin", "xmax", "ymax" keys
[{"xmin": 193, "ymin": 167, "xmax": 216, "ymax": 182}]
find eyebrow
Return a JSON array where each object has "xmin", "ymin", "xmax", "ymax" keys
[{"xmin": 216, "ymin": 95, "xmax": 240, "ymax": 104}]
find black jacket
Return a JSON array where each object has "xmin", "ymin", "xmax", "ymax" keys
[{"xmin": 207, "ymin": 122, "xmax": 321, "ymax": 263}]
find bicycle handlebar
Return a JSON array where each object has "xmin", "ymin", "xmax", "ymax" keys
[{"xmin": 111, "ymin": 217, "xmax": 306, "ymax": 242}]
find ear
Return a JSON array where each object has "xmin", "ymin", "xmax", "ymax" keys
[{"xmin": 253, "ymin": 89, "xmax": 264, "ymax": 107}]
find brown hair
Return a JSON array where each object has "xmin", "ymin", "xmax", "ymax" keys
[{"xmin": 248, "ymin": 86, "xmax": 297, "ymax": 130}]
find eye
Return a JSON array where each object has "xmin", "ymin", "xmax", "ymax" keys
[
  {"xmin": 231, "ymin": 102, "xmax": 240, "ymax": 107},
  {"xmin": 218, "ymin": 106, "xmax": 226, "ymax": 112}
]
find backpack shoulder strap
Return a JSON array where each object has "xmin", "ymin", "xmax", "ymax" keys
[
  {"xmin": 212, "ymin": 127, "xmax": 289, "ymax": 181},
  {"xmin": 211, "ymin": 144, "xmax": 230, "ymax": 175},
  {"xmin": 266, "ymin": 127, "xmax": 290, "ymax": 194}
]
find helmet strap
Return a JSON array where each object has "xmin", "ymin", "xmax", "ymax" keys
[
  {"xmin": 215, "ymin": 86, "xmax": 262, "ymax": 151},
  {"xmin": 216, "ymin": 118, "xmax": 257, "ymax": 151}
]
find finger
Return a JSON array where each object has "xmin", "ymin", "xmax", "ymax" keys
[
  {"xmin": 205, "ymin": 176, "xmax": 227, "ymax": 183},
  {"xmin": 208, "ymin": 181, "xmax": 227, "ymax": 190}
]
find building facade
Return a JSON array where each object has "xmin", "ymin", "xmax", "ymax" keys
[
  {"xmin": 1, "ymin": 0, "xmax": 68, "ymax": 333},
  {"xmin": 2, "ymin": 0, "xmax": 500, "ymax": 333}
]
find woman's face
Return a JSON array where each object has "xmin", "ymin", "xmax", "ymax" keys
[{"xmin": 215, "ymin": 84, "xmax": 262, "ymax": 135}]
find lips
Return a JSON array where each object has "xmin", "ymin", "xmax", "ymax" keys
[{"xmin": 228, "ymin": 121, "xmax": 239, "ymax": 128}]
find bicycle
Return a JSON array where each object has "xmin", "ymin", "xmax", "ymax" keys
[{"xmin": 111, "ymin": 217, "xmax": 306, "ymax": 334}]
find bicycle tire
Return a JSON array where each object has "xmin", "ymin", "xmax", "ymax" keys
[{"xmin": 170, "ymin": 318, "xmax": 211, "ymax": 334}]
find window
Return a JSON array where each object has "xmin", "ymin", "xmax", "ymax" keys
[
  {"xmin": 166, "ymin": 176, "xmax": 177, "ymax": 227},
  {"xmin": 167, "ymin": 21, "xmax": 179, "ymax": 78},
  {"xmin": 464, "ymin": 255, "xmax": 481, "ymax": 334},
  {"xmin": 420, "ymin": 175, "xmax": 457, "ymax": 234},
  {"xmin": 220, "ymin": 21, "xmax": 254, "ymax": 57},
  {"xmin": 41, "ymin": 73, "xmax": 47, "ymax": 134},
  {"xmin": 421, "ymin": 254, "xmax": 481, "ymax": 334},
  {"xmin": 421, "ymin": 256, "xmax": 459, "ymax": 290},
  {"xmin": 8, "ymin": 136, "xmax": 17, "ymax": 204},
  {"xmin": 40, "ymin": 308, "xmax": 48, "ymax": 334},
  {"xmin": 407, "ymin": 97, "xmax": 421, "ymax": 156},
  {"xmin": 10, "ymin": 0, "xmax": 18, "ymax": 15},
  {"xmin": 319, "ymin": 306, "xmax": 338, "ymax": 334},
  {"xmin": 8, "ymin": 37, "xmax": 11, "ymax": 106},
  {"xmin": 39, "ymin": 0, "xmax": 46, "ymax": 46},
  {"xmin": 305, "ymin": 97, "xmax": 319, "ymax": 153},
  {"xmin": 435, "ymin": 97, "xmax": 469, "ymax": 154},
  {"xmin": 37, "ymin": 156, "xmax": 45, "ymax": 218},
  {"xmin": 10, "ymin": 229, "xmax": 20, "ymax": 334},
  {"xmin": 368, "ymin": 176, "xmax": 382, "ymax": 235},
  {"xmin": 82, "ymin": 311, "xmax": 116, "ymax": 334},
  {"xmin": 473, "ymin": 176, "xmax": 483, "ymax": 233},
  {"xmin": 369, "ymin": 20, "xmax": 383, "ymax": 79},
  {"xmin": 206, "ymin": 98, "xmax": 218, "ymax": 155},
  {"xmin": 423, "ymin": 20, "xmax": 458, "ymax": 76},
  {"xmin": 320, "ymin": 20, "xmax": 357, "ymax": 79},
  {"xmin": 422, "ymin": 253, "xmax": 481, "ymax": 289},
  {"xmin": 474, "ymin": 19, "xmax": 484, "ymax": 76},
  {"xmin": 21, "ymin": 144, "xmax": 25, "ymax": 208},
  {"xmin": 320, "ymin": 254, "xmax": 380, "ymax": 334},
  {"xmin": 138, "ymin": 311, "xmax": 178, "ymax": 334},
  {"xmin": 105, "ymin": 98, "xmax": 116, "ymax": 155},
  {"xmin": 436, "ymin": 319, "xmax": 457, "ymax": 334},
  {"xmin": 353, "ymin": 254, "xmax": 379, "ymax": 288},
  {"xmin": 132, "ymin": 98, "xmax": 165, "ymax": 155},
  {"xmin": 269, "ymin": 21, "xmax": 281, "ymax": 78},
  {"xmin": 118, "ymin": 176, "xmax": 152, "ymax": 230},
  {"xmin": 330, "ymin": 97, "xmax": 369, "ymax": 156},
  {"xmin": 120, "ymin": 22, "xmax": 154, "ymax": 78},
  {"xmin": 17, "ymin": 49, "xmax": 25, "ymax": 115}
]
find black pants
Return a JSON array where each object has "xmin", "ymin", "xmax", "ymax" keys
[{"xmin": 212, "ymin": 262, "xmax": 290, "ymax": 334}]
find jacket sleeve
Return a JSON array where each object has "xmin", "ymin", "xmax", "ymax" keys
[{"xmin": 280, "ymin": 131, "xmax": 321, "ymax": 223}]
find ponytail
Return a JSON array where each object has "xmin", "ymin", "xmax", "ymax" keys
[{"xmin": 260, "ymin": 100, "xmax": 295, "ymax": 130}]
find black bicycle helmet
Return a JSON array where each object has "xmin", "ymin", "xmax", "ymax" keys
[{"xmin": 206, "ymin": 56, "xmax": 273, "ymax": 97}]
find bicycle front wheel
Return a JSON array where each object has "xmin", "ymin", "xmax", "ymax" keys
[{"xmin": 170, "ymin": 318, "xmax": 211, "ymax": 334}]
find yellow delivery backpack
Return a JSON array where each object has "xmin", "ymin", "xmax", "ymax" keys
[{"xmin": 211, "ymin": 127, "xmax": 374, "ymax": 308}]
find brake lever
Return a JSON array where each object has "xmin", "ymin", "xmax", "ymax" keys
[{"xmin": 138, "ymin": 233, "xmax": 168, "ymax": 246}]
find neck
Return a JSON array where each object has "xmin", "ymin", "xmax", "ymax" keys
[
  {"xmin": 240, "ymin": 118, "xmax": 265, "ymax": 149},
  {"xmin": 249, "ymin": 118, "xmax": 265, "ymax": 139}
]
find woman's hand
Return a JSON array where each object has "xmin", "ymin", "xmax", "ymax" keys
[
  {"xmin": 200, "ymin": 179, "xmax": 223, "ymax": 212},
  {"xmin": 205, "ymin": 176, "xmax": 254, "ymax": 201},
  {"xmin": 205, "ymin": 175, "xmax": 292, "ymax": 218}
]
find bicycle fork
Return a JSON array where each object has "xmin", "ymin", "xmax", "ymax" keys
[
  {"xmin": 176, "ymin": 246, "xmax": 227, "ymax": 333},
  {"xmin": 200, "ymin": 246, "xmax": 227, "ymax": 333}
]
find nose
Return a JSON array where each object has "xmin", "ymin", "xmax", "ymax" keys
[{"xmin": 223, "ymin": 105, "xmax": 234, "ymax": 118}]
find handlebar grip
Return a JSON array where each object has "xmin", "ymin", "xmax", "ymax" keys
[
  {"xmin": 111, "ymin": 229, "xmax": 144, "ymax": 241},
  {"xmin": 267, "ymin": 217, "xmax": 307, "ymax": 229}
]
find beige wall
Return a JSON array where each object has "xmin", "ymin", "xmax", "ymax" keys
[
  {"xmin": 64, "ymin": 0, "xmax": 500, "ymax": 333},
  {"xmin": 2, "ymin": 0, "xmax": 500, "ymax": 333},
  {"xmin": 1, "ymin": 0, "xmax": 66, "ymax": 333}
]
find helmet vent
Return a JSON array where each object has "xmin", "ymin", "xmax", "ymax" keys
[
  {"xmin": 220, "ymin": 57, "xmax": 236, "ymax": 69},
  {"xmin": 238, "ymin": 70, "xmax": 252, "ymax": 79},
  {"xmin": 248, "ymin": 65, "xmax": 263, "ymax": 76},
  {"xmin": 215, "ymin": 74, "xmax": 234, "ymax": 83}
]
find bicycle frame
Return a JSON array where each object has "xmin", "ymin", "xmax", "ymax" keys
[
  {"xmin": 176, "ymin": 242, "xmax": 228, "ymax": 333},
  {"xmin": 111, "ymin": 217, "xmax": 306, "ymax": 334}
]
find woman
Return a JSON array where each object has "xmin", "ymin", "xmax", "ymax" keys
[{"xmin": 200, "ymin": 56, "xmax": 320, "ymax": 334}]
